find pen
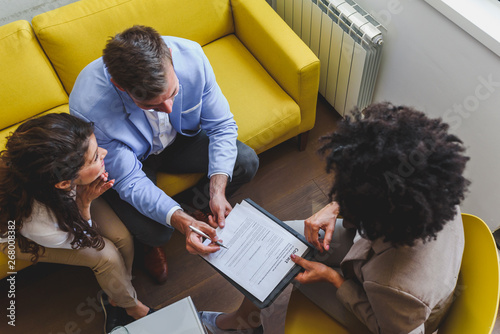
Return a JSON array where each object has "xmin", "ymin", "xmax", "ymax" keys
[{"xmin": 189, "ymin": 225, "xmax": 228, "ymax": 249}]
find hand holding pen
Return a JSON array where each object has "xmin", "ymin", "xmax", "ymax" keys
[
  {"xmin": 172, "ymin": 210, "xmax": 221, "ymax": 255},
  {"xmin": 189, "ymin": 225, "xmax": 228, "ymax": 249}
]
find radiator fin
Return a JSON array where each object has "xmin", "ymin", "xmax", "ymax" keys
[{"xmin": 270, "ymin": 0, "xmax": 384, "ymax": 116}]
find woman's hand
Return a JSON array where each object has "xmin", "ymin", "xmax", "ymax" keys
[
  {"xmin": 304, "ymin": 201, "xmax": 340, "ymax": 252},
  {"xmin": 76, "ymin": 172, "xmax": 114, "ymax": 220},
  {"xmin": 76, "ymin": 172, "xmax": 114, "ymax": 203},
  {"xmin": 291, "ymin": 254, "xmax": 345, "ymax": 288}
]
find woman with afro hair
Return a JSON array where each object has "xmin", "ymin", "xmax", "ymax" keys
[{"xmin": 289, "ymin": 102, "xmax": 470, "ymax": 334}]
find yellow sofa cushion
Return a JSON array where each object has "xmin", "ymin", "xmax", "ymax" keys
[
  {"xmin": 32, "ymin": 0, "xmax": 235, "ymax": 93},
  {"xmin": 0, "ymin": 106, "xmax": 70, "ymax": 151},
  {"xmin": 203, "ymin": 34, "xmax": 301, "ymax": 153},
  {"xmin": 0, "ymin": 20, "xmax": 68, "ymax": 131},
  {"xmin": 156, "ymin": 173, "xmax": 205, "ymax": 198},
  {"xmin": 231, "ymin": 0, "xmax": 320, "ymax": 134}
]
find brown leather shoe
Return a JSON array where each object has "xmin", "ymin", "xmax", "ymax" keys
[{"xmin": 143, "ymin": 245, "xmax": 168, "ymax": 284}]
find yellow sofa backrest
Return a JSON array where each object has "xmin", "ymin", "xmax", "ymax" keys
[
  {"xmin": 0, "ymin": 20, "xmax": 68, "ymax": 148},
  {"xmin": 32, "ymin": 0, "xmax": 235, "ymax": 94}
]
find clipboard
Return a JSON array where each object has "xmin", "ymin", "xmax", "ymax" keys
[{"xmin": 199, "ymin": 198, "xmax": 314, "ymax": 309}]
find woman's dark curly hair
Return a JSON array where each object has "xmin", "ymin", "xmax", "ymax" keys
[
  {"xmin": 0, "ymin": 113, "xmax": 104, "ymax": 261},
  {"xmin": 319, "ymin": 102, "xmax": 470, "ymax": 247}
]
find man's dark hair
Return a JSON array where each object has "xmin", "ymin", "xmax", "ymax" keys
[
  {"xmin": 103, "ymin": 25, "xmax": 172, "ymax": 101},
  {"xmin": 319, "ymin": 102, "xmax": 470, "ymax": 246}
]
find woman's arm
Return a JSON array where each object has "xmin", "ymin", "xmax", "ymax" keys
[{"xmin": 291, "ymin": 254, "xmax": 429, "ymax": 334}]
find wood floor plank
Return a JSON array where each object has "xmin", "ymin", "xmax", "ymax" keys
[
  {"xmin": 313, "ymin": 172, "xmax": 336, "ymax": 199},
  {"xmin": 134, "ymin": 250, "xmax": 220, "ymax": 307},
  {"xmin": 159, "ymin": 274, "xmax": 243, "ymax": 312},
  {"xmin": 268, "ymin": 180, "xmax": 330, "ymax": 222},
  {"xmin": 230, "ymin": 147, "xmax": 325, "ymax": 207}
]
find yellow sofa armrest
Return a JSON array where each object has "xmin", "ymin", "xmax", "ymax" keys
[{"xmin": 231, "ymin": 0, "xmax": 320, "ymax": 133}]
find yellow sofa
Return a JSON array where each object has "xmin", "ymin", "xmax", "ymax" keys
[{"xmin": 0, "ymin": 0, "xmax": 320, "ymax": 278}]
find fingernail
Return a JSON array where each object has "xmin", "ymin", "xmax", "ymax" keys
[
  {"xmin": 325, "ymin": 245, "xmax": 330, "ymax": 251},
  {"xmin": 291, "ymin": 254, "xmax": 296, "ymax": 259}
]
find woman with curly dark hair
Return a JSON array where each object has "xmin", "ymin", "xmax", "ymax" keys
[
  {"xmin": 289, "ymin": 102, "xmax": 470, "ymax": 333},
  {"xmin": 0, "ymin": 113, "xmax": 152, "ymax": 332}
]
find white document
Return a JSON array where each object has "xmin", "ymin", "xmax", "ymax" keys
[{"xmin": 202, "ymin": 200, "xmax": 309, "ymax": 302}]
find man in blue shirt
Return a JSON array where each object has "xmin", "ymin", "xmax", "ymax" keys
[{"xmin": 70, "ymin": 26, "xmax": 258, "ymax": 285}]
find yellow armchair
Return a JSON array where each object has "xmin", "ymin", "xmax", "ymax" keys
[
  {"xmin": 231, "ymin": 0, "xmax": 320, "ymax": 151},
  {"xmin": 285, "ymin": 214, "xmax": 500, "ymax": 334}
]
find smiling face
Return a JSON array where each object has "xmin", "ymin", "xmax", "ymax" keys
[{"xmin": 73, "ymin": 134, "xmax": 107, "ymax": 186}]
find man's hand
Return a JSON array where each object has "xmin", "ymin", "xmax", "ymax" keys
[
  {"xmin": 76, "ymin": 172, "xmax": 114, "ymax": 220},
  {"xmin": 291, "ymin": 254, "xmax": 345, "ymax": 288},
  {"xmin": 209, "ymin": 174, "xmax": 232, "ymax": 228},
  {"xmin": 170, "ymin": 210, "xmax": 221, "ymax": 255},
  {"xmin": 304, "ymin": 201, "xmax": 340, "ymax": 252}
]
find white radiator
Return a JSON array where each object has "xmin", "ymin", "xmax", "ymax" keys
[{"xmin": 270, "ymin": 0, "xmax": 384, "ymax": 116}]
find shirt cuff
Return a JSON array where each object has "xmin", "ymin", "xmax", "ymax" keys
[
  {"xmin": 209, "ymin": 172, "xmax": 230, "ymax": 178},
  {"xmin": 166, "ymin": 206, "xmax": 183, "ymax": 226}
]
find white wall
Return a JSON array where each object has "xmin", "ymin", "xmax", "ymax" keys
[{"xmin": 352, "ymin": 0, "xmax": 500, "ymax": 229}]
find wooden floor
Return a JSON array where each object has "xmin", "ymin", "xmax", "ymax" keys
[{"xmin": 1, "ymin": 96, "xmax": 499, "ymax": 333}]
